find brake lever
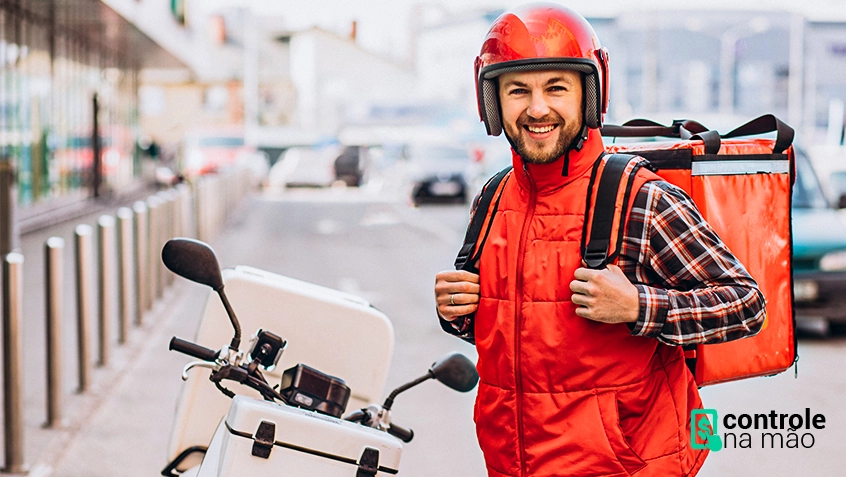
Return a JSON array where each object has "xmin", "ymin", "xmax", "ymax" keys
[{"xmin": 182, "ymin": 361, "xmax": 219, "ymax": 381}]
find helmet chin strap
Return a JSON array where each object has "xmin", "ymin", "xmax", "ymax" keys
[{"xmin": 562, "ymin": 123, "xmax": 589, "ymax": 176}]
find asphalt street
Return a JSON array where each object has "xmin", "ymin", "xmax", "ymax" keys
[{"xmin": 13, "ymin": 183, "xmax": 846, "ymax": 476}]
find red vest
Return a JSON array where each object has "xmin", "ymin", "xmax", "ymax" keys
[{"xmin": 474, "ymin": 129, "xmax": 708, "ymax": 477}]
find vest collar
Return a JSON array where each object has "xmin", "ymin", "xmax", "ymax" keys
[{"xmin": 511, "ymin": 128, "xmax": 605, "ymax": 193}]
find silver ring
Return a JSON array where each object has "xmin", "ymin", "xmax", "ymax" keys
[{"xmin": 449, "ymin": 293, "xmax": 456, "ymax": 306}]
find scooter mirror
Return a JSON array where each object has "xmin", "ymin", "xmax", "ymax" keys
[
  {"xmin": 162, "ymin": 238, "xmax": 242, "ymax": 350},
  {"xmin": 161, "ymin": 238, "xmax": 224, "ymax": 291},
  {"xmin": 430, "ymin": 353, "xmax": 479, "ymax": 393}
]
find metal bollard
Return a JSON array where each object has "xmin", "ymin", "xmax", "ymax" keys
[
  {"xmin": 75, "ymin": 224, "xmax": 93, "ymax": 392},
  {"xmin": 146, "ymin": 196, "xmax": 161, "ymax": 302},
  {"xmin": 0, "ymin": 161, "xmax": 17, "ymax": 255},
  {"xmin": 45, "ymin": 238, "xmax": 64, "ymax": 428},
  {"xmin": 215, "ymin": 177, "xmax": 223, "ymax": 235},
  {"xmin": 175, "ymin": 185, "xmax": 184, "ymax": 238},
  {"xmin": 178, "ymin": 184, "xmax": 193, "ymax": 239},
  {"xmin": 3, "ymin": 252, "xmax": 25, "ymax": 472},
  {"xmin": 133, "ymin": 201, "xmax": 149, "ymax": 322},
  {"xmin": 117, "ymin": 208, "xmax": 133, "ymax": 344},
  {"xmin": 162, "ymin": 192, "xmax": 175, "ymax": 287},
  {"xmin": 196, "ymin": 180, "xmax": 206, "ymax": 242},
  {"xmin": 97, "ymin": 215, "xmax": 115, "ymax": 367},
  {"xmin": 155, "ymin": 191, "xmax": 170, "ymax": 295}
]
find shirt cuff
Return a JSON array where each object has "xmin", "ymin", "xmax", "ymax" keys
[
  {"xmin": 451, "ymin": 315, "xmax": 472, "ymax": 334},
  {"xmin": 437, "ymin": 309, "xmax": 471, "ymax": 335},
  {"xmin": 629, "ymin": 284, "xmax": 669, "ymax": 338}
]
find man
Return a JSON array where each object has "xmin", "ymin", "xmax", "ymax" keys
[{"xmin": 434, "ymin": 4, "xmax": 765, "ymax": 477}]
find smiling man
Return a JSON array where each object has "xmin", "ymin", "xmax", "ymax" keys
[
  {"xmin": 499, "ymin": 70, "xmax": 584, "ymax": 165},
  {"xmin": 433, "ymin": 4, "xmax": 766, "ymax": 477}
]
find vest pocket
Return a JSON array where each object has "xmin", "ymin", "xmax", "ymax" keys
[{"xmin": 596, "ymin": 391, "xmax": 646, "ymax": 475}]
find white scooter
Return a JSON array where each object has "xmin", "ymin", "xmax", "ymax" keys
[{"xmin": 159, "ymin": 238, "xmax": 479, "ymax": 476}]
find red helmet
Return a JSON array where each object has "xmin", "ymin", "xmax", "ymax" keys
[{"xmin": 475, "ymin": 3, "xmax": 610, "ymax": 136}]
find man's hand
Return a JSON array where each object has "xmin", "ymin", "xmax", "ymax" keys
[
  {"xmin": 569, "ymin": 264, "xmax": 639, "ymax": 324},
  {"xmin": 435, "ymin": 270, "xmax": 480, "ymax": 321}
]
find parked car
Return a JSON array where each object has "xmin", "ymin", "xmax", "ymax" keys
[
  {"xmin": 267, "ymin": 145, "xmax": 340, "ymax": 189},
  {"xmin": 180, "ymin": 128, "xmax": 259, "ymax": 178},
  {"xmin": 334, "ymin": 145, "xmax": 368, "ymax": 187},
  {"xmin": 792, "ymin": 147, "xmax": 846, "ymax": 334},
  {"xmin": 408, "ymin": 144, "xmax": 476, "ymax": 205}
]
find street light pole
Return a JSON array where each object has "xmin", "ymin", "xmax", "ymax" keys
[
  {"xmin": 718, "ymin": 17, "xmax": 772, "ymax": 116},
  {"xmin": 718, "ymin": 31, "xmax": 738, "ymax": 115},
  {"xmin": 788, "ymin": 13, "xmax": 805, "ymax": 129}
]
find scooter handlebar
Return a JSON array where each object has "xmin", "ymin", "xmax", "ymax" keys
[
  {"xmin": 170, "ymin": 336, "xmax": 220, "ymax": 362},
  {"xmin": 387, "ymin": 423, "xmax": 414, "ymax": 443}
]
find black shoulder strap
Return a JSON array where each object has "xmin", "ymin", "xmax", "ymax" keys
[
  {"xmin": 454, "ymin": 166, "xmax": 512, "ymax": 274},
  {"xmin": 582, "ymin": 153, "xmax": 644, "ymax": 269}
]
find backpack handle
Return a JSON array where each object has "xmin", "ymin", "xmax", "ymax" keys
[
  {"xmin": 601, "ymin": 119, "xmax": 721, "ymax": 155},
  {"xmin": 722, "ymin": 114, "xmax": 794, "ymax": 154}
]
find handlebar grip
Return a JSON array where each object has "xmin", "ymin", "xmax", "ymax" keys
[
  {"xmin": 387, "ymin": 423, "xmax": 414, "ymax": 443},
  {"xmin": 169, "ymin": 337, "xmax": 219, "ymax": 362}
]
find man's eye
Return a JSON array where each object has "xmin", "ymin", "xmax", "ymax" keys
[
  {"xmin": 509, "ymin": 88, "xmax": 528, "ymax": 95},
  {"xmin": 548, "ymin": 86, "xmax": 566, "ymax": 92}
]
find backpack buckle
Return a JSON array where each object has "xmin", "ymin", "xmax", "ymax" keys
[{"xmin": 583, "ymin": 249, "xmax": 608, "ymax": 270}]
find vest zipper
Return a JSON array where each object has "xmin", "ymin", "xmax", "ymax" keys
[{"xmin": 515, "ymin": 162, "xmax": 536, "ymax": 477}]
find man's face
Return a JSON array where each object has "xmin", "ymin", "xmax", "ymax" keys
[{"xmin": 498, "ymin": 69, "xmax": 583, "ymax": 164}]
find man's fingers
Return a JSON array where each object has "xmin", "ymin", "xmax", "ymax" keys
[
  {"xmin": 435, "ymin": 270, "xmax": 480, "ymax": 284},
  {"xmin": 607, "ymin": 264, "xmax": 624, "ymax": 275},
  {"xmin": 573, "ymin": 267, "xmax": 600, "ymax": 282},
  {"xmin": 435, "ymin": 279, "xmax": 480, "ymax": 296},
  {"xmin": 439, "ymin": 292, "xmax": 480, "ymax": 307},
  {"xmin": 438, "ymin": 303, "xmax": 479, "ymax": 320},
  {"xmin": 569, "ymin": 279, "xmax": 591, "ymax": 295},
  {"xmin": 570, "ymin": 292, "xmax": 590, "ymax": 307}
]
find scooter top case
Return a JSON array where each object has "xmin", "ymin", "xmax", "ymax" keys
[
  {"xmin": 197, "ymin": 395, "xmax": 402, "ymax": 476},
  {"xmin": 167, "ymin": 266, "xmax": 395, "ymax": 472}
]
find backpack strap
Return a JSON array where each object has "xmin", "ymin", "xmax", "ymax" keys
[
  {"xmin": 454, "ymin": 166, "xmax": 512, "ymax": 274},
  {"xmin": 442, "ymin": 166, "xmax": 511, "ymax": 345},
  {"xmin": 581, "ymin": 153, "xmax": 647, "ymax": 269},
  {"xmin": 584, "ymin": 153, "xmax": 701, "ymax": 378}
]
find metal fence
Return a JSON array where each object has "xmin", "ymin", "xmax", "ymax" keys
[{"xmin": 0, "ymin": 167, "xmax": 253, "ymax": 472}]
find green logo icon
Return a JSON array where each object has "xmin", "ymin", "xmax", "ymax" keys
[{"xmin": 691, "ymin": 409, "xmax": 723, "ymax": 451}]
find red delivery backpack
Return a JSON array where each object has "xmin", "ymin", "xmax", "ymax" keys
[{"xmin": 453, "ymin": 114, "xmax": 797, "ymax": 387}]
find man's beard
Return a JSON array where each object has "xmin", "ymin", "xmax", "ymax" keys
[{"xmin": 506, "ymin": 110, "xmax": 583, "ymax": 165}]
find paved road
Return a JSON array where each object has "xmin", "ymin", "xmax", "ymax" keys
[{"xmin": 21, "ymin": 184, "xmax": 846, "ymax": 476}]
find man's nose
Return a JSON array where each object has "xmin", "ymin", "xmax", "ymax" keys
[{"xmin": 527, "ymin": 91, "xmax": 550, "ymax": 119}]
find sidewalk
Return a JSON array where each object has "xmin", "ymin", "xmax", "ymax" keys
[
  {"xmin": 29, "ymin": 282, "xmax": 209, "ymax": 477},
  {"xmin": 0, "ymin": 190, "xmax": 189, "ymax": 476}
]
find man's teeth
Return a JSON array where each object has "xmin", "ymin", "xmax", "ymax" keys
[{"xmin": 527, "ymin": 125, "xmax": 555, "ymax": 133}]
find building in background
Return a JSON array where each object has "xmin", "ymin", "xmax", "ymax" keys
[
  {"xmin": 139, "ymin": 7, "xmax": 413, "ymax": 168},
  {"xmin": 594, "ymin": 10, "xmax": 846, "ymax": 141},
  {"xmin": 410, "ymin": 6, "xmax": 846, "ymax": 143},
  {"xmin": 2, "ymin": 0, "xmax": 190, "ymax": 225}
]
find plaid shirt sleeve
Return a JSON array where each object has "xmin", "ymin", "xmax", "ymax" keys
[{"xmin": 620, "ymin": 181, "xmax": 766, "ymax": 346}]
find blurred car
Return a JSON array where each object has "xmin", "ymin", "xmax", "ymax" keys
[
  {"xmin": 267, "ymin": 145, "xmax": 340, "ymax": 189},
  {"xmin": 829, "ymin": 170, "xmax": 846, "ymax": 208},
  {"xmin": 181, "ymin": 128, "xmax": 257, "ymax": 177},
  {"xmin": 407, "ymin": 144, "xmax": 476, "ymax": 205},
  {"xmin": 792, "ymin": 147, "xmax": 846, "ymax": 334},
  {"xmin": 334, "ymin": 145, "xmax": 368, "ymax": 187}
]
